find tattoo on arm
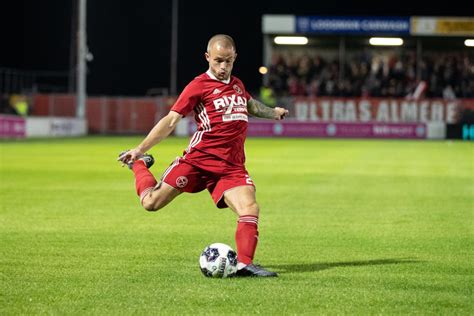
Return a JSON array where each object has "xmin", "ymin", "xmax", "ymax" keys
[{"xmin": 247, "ymin": 99, "xmax": 275, "ymax": 119}]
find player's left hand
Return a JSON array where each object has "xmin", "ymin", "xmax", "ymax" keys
[
  {"xmin": 274, "ymin": 107, "xmax": 289, "ymax": 120},
  {"xmin": 117, "ymin": 148, "xmax": 143, "ymax": 166}
]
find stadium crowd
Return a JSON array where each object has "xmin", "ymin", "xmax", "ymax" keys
[{"xmin": 267, "ymin": 51, "xmax": 474, "ymax": 99}]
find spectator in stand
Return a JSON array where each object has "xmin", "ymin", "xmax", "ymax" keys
[
  {"xmin": 307, "ymin": 79, "xmax": 320, "ymax": 97},
  {"xmin": 287, "ymin": 75, "xmax": 306, "ymax": 96},
  {"xmin": 260, "ymin": 84, "xmax": 277, "ymax": 107},
  {"xmin": 296, "ymin": 55, "xmax": 313, "ymax": 84},
  {"xmin": 268, "ymin": 54, "xmax": 289, "ymax": 96},
  {"xmin": 443, "ymin": 85, "xmax": 456, "ymax": 100}
]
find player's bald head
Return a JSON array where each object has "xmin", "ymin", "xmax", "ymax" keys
[
  {"xmin": 206, "ymin": 34, "xmax": 236, "ymax": 53},
  {"xmin": 205, "ymin": 34, "xmax": 237, "ymax": 81}
]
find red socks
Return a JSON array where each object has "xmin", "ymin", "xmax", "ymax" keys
[
  {"xmin": 132, "ymin": 160, "xmax": 157, "ymax": 203},
  {"xmin": 235, "ymin": 215, "xmax": 259, "ymax": 266}
]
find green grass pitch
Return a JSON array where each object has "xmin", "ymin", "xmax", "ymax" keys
[{"xmin": 0, "ymin": 136, "xmax": 472, "ymax": 314}]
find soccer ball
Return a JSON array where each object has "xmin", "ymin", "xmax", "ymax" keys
[{"xmin": 199, "ymin": 243, "xmax": 238, "ymax": 278}]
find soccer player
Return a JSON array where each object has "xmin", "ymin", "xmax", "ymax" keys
[{"xmin": 118, "ymin": 34, "xmax": 288, "ymax": 277}]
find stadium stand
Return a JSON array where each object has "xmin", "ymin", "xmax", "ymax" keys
[{"xmin": 267, "ymin": 51, "xmax": 474, "ymax": 98}]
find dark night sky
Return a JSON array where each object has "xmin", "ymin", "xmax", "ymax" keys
[{"xmin": 0, "ymin": 0, "xmax": 469, "ymax": 95}]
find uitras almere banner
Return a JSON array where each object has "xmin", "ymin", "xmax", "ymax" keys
[{"xmin": 290, "ymin": 97, "xmax": 474, "ymax": 124}]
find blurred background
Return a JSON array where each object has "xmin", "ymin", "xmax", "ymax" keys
[{"xmin": 1, "ymin": 0, "xmax": 473, "ymax": 140}]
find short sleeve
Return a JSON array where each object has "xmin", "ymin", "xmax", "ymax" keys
[
  {"xmin": 237, "ymin": 78, "xmax": 252, "ymax": 101},
  {"xmin": 171, "ymin": 81, "xmax": 202, "ymax": 116}
]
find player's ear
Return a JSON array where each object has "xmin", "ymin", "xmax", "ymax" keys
[{"xmin": 205, "ymin": 52, "xmax": 210, "ymax": 62}]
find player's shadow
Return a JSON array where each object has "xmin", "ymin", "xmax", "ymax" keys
[{"xmin": 269, "ymin": 258, "xmax": 422, "ymax": 274}]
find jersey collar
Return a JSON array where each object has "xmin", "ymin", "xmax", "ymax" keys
[{"xmin": 206, "ymin": 70, "xmax": 231, "ymax": 84}]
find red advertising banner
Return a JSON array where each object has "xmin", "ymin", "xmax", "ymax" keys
[{"xmin": 30, "ymin": 94, "xmax": 172, "ymax": 134}]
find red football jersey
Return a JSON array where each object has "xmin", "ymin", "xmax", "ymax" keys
[{"xmin": 171, "ymin": 70, "xmax": 252, "ymax": 165}]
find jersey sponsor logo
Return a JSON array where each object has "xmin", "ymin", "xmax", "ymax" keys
[
  {"xmin": 222, "ymin": 113, "xmax": 248, "ymax": 122},
  {"xmin": 233, "ymin": 84, "xmax": 242, "ymax": 94},
  {"xmin": 176, "ymin": 176, "xmax": 188, "ymax": 188},
  {"xmin": 213, "ymin": 95, "xmax": 247, "ymax": 114}
]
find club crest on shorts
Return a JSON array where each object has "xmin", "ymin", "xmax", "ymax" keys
[
  {"xmin": 233, "ymin": 84, "xmax": 242, "ymax": 94},
  {"xmin": 176, "ymin": 176, "xmax": 188, "ymax": 188}
]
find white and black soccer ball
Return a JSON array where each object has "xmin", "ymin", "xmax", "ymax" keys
[{"xmin": 199, "ymin": 243, "xmax": 238, "ymax": 278}]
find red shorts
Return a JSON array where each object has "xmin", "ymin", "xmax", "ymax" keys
[{"xmin": 161, "ymin": 150, "xmax": 255, "ymax": 208}]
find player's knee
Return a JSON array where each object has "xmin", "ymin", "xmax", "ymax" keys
[
  {"xmin": 142, "ymin": 199, "xmax": 156, "ymax": 212},
  {"xmin": 243, "ymin": 201, "xmax": 259, "ymax": 216}
]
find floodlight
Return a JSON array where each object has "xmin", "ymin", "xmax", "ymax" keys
[
  {"xmin": 274, "ymin": 36, "xmax": 308, "ymax": 45},
  {"xmin": 369, "ymin": 37, "xmax": 403, "ymax": 46}
]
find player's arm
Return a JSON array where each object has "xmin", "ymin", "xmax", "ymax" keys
[
  {"xmin": 118, "ymin": 111, "xmax": 182, "ymax": 164},
  {"xmin": 247, "ymin": 98, "xmax": 288, "ymax": 120}
]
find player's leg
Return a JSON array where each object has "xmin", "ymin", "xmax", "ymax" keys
[
  {"xmin": 223, "ymin": 185, "xmax": 259, "ymax": 217},
  {"xmin": 222, "ymin": 185, "xmax": 277, "ymax": 277},
  {"xmin": 141, "ymin": 181, "xmax": 181, "ymax": 212},
  {"xmin": 120, "ymin": 152, "xmax": 182, "ymax": 212},
  {"xmin": 223, "ymin": 185, "xmax": 259, "ymax": 263},
  {"xmin": 142, "ymin": 157, "xmax": 205, "ymax": 211}
]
